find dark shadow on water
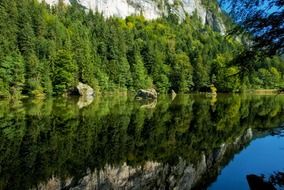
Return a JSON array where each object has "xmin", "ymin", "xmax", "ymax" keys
[
  {"xmin": 247, "ymin": 172, "xmax": 284, "ymax": 190},
  {"xmin": 247, "ymin": 174, "xmax": 276, "ymax": 190}
]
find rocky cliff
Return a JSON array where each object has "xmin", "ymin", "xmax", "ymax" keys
[{"xmin": 40, "ymin": 0, "xmax": 226, "ymax": 34}]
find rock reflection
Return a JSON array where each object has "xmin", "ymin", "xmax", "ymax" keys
[
  {"xmin": 33, "ymin": 128, "xmax": 253, "ymax": 190},
  {"xmin": 0, "ymin": 94, "xmax": 283, "ymax": 190},
  {"xmin": 140, "ymin": 99, "xmax": 157, "ymax": 109},
  {"xmin": 77, "ymin": 96, "xmax": 94, "ymax": 109}
]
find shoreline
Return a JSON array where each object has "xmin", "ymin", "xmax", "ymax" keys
[{"xmin": 1, "ymin": 89, "xmax": 283, "ymax": 101}]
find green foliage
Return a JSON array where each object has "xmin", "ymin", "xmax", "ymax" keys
[
  {"xmin": 170, "ymin": 53, "xmax": 193, "ymax": 92},
  {"xmin": 131, "ymin": 52, "xmax": 153, "ymax": 89},
  {"xmin": 0, "ymin": 0, "xmax": 283, "ymax": 98},
  {"xmin": 53, "ymin": 49, "xmax": 78, "ymax": 95},
  {"xmin": 0, "ymin": 54, "xmax": 25, "ymax": 98}
]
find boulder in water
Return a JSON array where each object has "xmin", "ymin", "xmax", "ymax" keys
[{"xmin": 76, "ymin": 82, "xmax": 94, "ymax": 97}]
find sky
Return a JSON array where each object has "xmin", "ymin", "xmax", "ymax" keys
[{"xmin": 217, "ymin": 0, "xmax": 283, "ymax": 23}]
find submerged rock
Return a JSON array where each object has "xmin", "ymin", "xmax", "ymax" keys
[
  {"xmin": 136, "ymin": 89, "xmax": 157, "ymax": 100},
  {"xmin": 76, "ymin": 82, "xmax": 94, "ymax": 97}
]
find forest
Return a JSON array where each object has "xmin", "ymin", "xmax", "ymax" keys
[{"xmin": 0, "ymin": 0, "xmax": 283, "ymax": 98}]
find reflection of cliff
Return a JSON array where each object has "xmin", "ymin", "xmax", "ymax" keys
[
  {"xmin": 1, "ymin": 95, "xmax": 284, "ymax": 190},
  {"xmin": 34, "ymin": 129, "xmax": 253, "ymax": 190}
]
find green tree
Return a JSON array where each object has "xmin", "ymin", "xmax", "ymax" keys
[
  {"xmin": 0, "ymin": 53, "xmax": 25, "ymax": 98},
  {"xmin": 53, "ymin": 48, "xmax": 78, "ymax": 95},
  {"xmin": 171, "ymin": 53, "xmax": 193, "ymax": 92},
  {"xmin": 193, "ymin": 55, "xmax": 210, "ymax": 91}
]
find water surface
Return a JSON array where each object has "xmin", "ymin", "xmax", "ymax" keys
[
  {"xmin": 0, "ymin": 94, "xmax": 284, "ymax": 190},
  {"xmin": 209, "ymin": 129, "xmax": 284, "ymax": 190}
]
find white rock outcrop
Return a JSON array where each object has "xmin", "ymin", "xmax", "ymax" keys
[
  {"xmin": 76, "ymin": 82, "xmax": 94, "ymax": 97},
  {"xmin": 39, "ymin": 0, "xmax": 225, "ymax": 34}
]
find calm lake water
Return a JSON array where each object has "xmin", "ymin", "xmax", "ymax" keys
[{"xmin": 0, "ymin": 94, "xmax": 284, "ymax": 190}]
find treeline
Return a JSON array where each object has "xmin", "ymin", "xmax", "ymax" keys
[{"xmin": 0, "ymin": 0, "xmax": 283, "ymax": 98}]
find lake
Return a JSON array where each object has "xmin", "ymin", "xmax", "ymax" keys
[{"xmin": 0, "ymin": 94, "xmax": 284, "ymax": 190}]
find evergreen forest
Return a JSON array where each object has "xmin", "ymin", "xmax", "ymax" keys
[{"xmin": 0, "ymin": 0, "xmax": 283, "ymax": 98}]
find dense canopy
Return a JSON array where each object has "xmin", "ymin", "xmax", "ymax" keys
[{"xmin": 0, "ymin": 0, "xmax": 283, "ymax": 98}]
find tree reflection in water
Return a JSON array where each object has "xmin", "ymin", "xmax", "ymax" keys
[{"xmin": 0, "ymin": 94, "xmax": 284, "ymax": 190}]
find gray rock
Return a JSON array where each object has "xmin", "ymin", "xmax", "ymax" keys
[
  {"xmin": 40, "ymin": 0, "xmax": 226, "ymax": 35},
  {"xmin": 206, "ymin": 11, "xmax": 226, "ymax": 35},
  {"xmin": 76, "ymin": 82, "xmax": 94, "ymax": 97}
]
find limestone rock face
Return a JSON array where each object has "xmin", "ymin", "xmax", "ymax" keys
[
  {"xmin": 136, "ymin": 89, "xmax": 158, "ymax": 99},
  {"xmin": 206, "ymin": 11, "xmax": 226, "ymax": 35},
  {"xmin": 39, "ymin": 0, "xmax": 226, "ymax": 34},
  {"xmin": 76, "ymin": 82, "xmax": 94, "ymax": 97}
]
